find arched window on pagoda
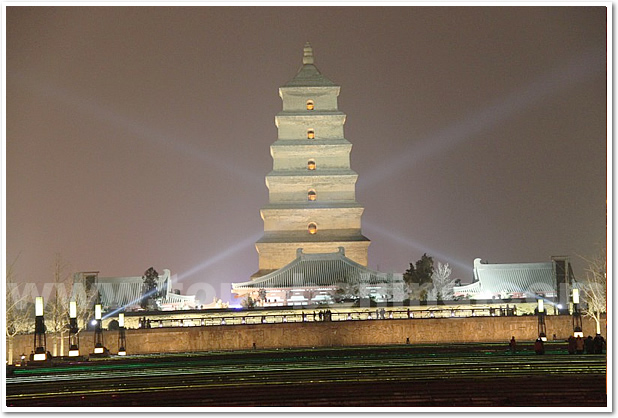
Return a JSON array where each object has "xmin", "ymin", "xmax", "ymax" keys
[
  {"xmin": 308, "ymin": 190, "xmax": 317, "ymax": 201},
  {"xmin": 306, "ymin": 100, "xmax": 314, "ymax": 111},
  {"xmin": 307, "ymin": 129, "xmax": 315, "ymax": 140},
  {"xmin": 307, "ymin": 160, "xmax": 316, "ymax": 171},
  {"xmin": 308, "ymin": 223, "xmax": 317, "ymax": 235}
]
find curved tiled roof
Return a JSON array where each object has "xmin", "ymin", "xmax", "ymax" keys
[
  {"xmin": 454, "ymin": 258, "xmax": 557, "ymax": 296},
  {"xmin": 233, "ymin": 248, "xmax": 402, "ymax": 290}
]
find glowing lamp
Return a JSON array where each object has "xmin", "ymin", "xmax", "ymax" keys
[
  {"xmin": 91, "ymin": 320, "xmax": 97, "ymax": 327},
  {"xmin": 69, "ymin": 301, "xmax": 77, "ymax": 319},
  {"xmin": 118, "ymin": 313, "xmax": 124, "ymax": 328},
  {"xmin": 68, "ymin": 350, "xmax": 80, "ymax": 357},
  {"xmin": 35, "ymin": 297, "xmax": 44, "ymax": 317},
  {"xmin": 33, "ymin": 353, "xmax": 47, "ymax": 361},
  {"xmin": 537, "ymin": 299, "xmax": 544, "ymax": 313},
  {"xmin": 540, "ymin": 336, "xmax": 547, "ymax": 342},
  {"xmin": 574, "ymin": 331, "xmax": 584, "ymax": 338},
  {"xmin": 94, "ymin": 346, "xmax": 104, "ymax": 354},
  {"xmin": 221, "ymin": 319, "xmax": 226, "ymax": 325},
  {"xmin": 573, "ymin": 288, "xmax": 580, "ymax": 304},
  {"xmin": 118, "ymin": 350, "xmax": 126, "ymax": 356},
  {"xmin": 95, "ymin": 304, "xmax": 102, "ymax": 320}
]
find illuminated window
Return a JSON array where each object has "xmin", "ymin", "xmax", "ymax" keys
[
  {"xmin": 306, "ymin": 100, "xmax": 314, "ymax": 110},
  {"xmin": 307, "ymin": 160, "xmax": 316, "ymax": 170},
  {"xmin": 307, "ymin": 129, "xmax": 315, "ymax": 140},
  {"xmin": 308, "ymin": 190, "xmax": 316, "ymax": 201},
  {"xmin": 308, "ymin": 223, "xmax": 317, "ymax": 234}
]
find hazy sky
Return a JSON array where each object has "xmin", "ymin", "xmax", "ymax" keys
[{"xmin": 6, "ymin": 6, "xmax": 607, "ymax": 304}]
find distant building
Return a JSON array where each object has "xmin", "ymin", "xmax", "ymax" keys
[
  {"xmin": 453, "ymin": 257, "xmax": 574, "ymax": 307},
  {"xmin": 72, "ymin": 269, "xmax": 197, "ymax": 313}
]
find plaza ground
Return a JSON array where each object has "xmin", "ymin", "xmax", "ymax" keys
[{"xmin": 6, "ymin": 342, "xmax": 607, "ymax": 408}]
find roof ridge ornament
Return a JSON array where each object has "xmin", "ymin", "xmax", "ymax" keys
[{"xmin": 303, "ymin": 42, "xmax": 314, "ymax": 65}]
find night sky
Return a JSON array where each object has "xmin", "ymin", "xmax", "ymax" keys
[{"xmin": 6, "ymin": 6, "xmax": 608, "ymax": 304}]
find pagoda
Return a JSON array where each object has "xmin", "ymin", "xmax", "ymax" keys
[{"xmin": 252, "ymin": 42, "xmax": 371, "ymax": 279}]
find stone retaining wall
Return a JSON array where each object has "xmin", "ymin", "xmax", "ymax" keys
[{"xmin": 6, "ymin": 315, "xmax": 605, "ymax": 361}]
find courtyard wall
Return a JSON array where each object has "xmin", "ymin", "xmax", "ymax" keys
[{"xmin": 6, "ymin": 314, "xmax": 605, "ymax": 361}]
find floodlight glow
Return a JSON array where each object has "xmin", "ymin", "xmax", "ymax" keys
[
  {"xmin": 69, "ymin": 301, "xmax": 77, "ymax": 319},
  {"xmin": 95, "ymin": 304, "xmax": 102, "ymax": 320},
  {"xmin": 68, "ymin": 350, "xmax": 80, "ymax": 357},
  {"xmin": 33, "ymin": 353, "xmax": 47, "ymax": 361},
  {"xmin": 94, "ymin": 347, "xmax": 104, "ymax": 354},
  {"xmin": 574, "ymin": 331, "xmax": 584, "ymax": 338},
  {"xmin": 91, "ymin": 320, "xmax": 97, "ymax": 326},
  {"xmin": 35, "ymin": 297, "xmax": 44, "ymax": 317},
  {"xmin": 573, "ymin": 288, "xmax": 580, "ymax": 304},
  {"xmin": 118, "ymin": 350, "xmax": 126, "ymax": 356},
  {"xmin": 118, "ymin": 313, "xmax": 124, "ymax": 328},
  {"xmin": 537, "ymin": 299, "xmax": 544, "ymax": 313},
  {"xmin": 557, "ymin": 304, "xmax": 563, "ymax": 310},
  {"xmin": 540, "ymin": 336, "xmax": 547, "ymax": 342}
]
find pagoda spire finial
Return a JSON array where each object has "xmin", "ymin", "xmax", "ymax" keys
[{"xmin": 303, "ymin": 42, "xmax": 314, "ymax": 65}]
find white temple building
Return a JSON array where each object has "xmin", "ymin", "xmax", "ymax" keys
[
  {"xmin": 72, "ymin": 269, "xmax": 198, "ymax": 312},
  {"xmin": 453, "ymin": 257, "xmax": 573, "ymax": 306},
  {"xmin": 233, "ymin": 43, "xmax": 402, "ymax": 306}
]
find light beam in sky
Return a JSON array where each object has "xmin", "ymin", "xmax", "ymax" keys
[
  {"xmin": 363, "ymin": 221, "xmax": 470, "ymax": 275},
  {"xmin": 9, "ymin": 72, "xmax": 263, "ymax": 187},
  {"xmin": 359, "ymin": 47, "xmax": 606, "ymax": 191},
  {"xmin": 176, "ymin": 231, "xmax": 263, "ymax": 282}
]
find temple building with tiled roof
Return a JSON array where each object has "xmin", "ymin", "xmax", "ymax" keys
[
  {"xmin": 453, "ymin": 257, "xmax": 574, "ymax": 307},
  {"xmin": 233, "ymin": 248, "xmax": 404, "ymax": 306}
]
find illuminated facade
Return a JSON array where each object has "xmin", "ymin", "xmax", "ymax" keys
[
  {"xmin": 453, "ymin": 257, "xmax": 573, "ymax": 307},
  {"xmin": 72, "ymin": 269, "xmax": 197, "ymax": 312},
  {"xmin": 253, "ymin": 42, "xmax": 370, "ymax": 279}
]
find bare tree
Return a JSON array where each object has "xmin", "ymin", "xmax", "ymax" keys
[
  {"xmin": 6, "ymin": 257, "xmax": 34, "ymax": 365},
  {"xmin": 579, "ymin": 249, "xmax": 607, "ymax": 335},
  {"xmin": 45, "ymin": 254, "xmax": 71, "ymax": 357},
  {"xmin": 428, "ymin": 262, "xmax": 457, "ymax": 301}
]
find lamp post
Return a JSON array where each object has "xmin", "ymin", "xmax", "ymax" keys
[
  {"xmin": 537, "ymin": 298, "xmax": 547, "ymax": 341},
  {"xmin": 117, "ymin": 313, "xmax": 127, "ymax": 356},
  {"xmin": 32, "ymin": 297, "xmax": 47, "ymax": 361},
  {"xmin": 572, "ymin": 288, "xmax": 583, "ymax": 337},
  {"xmin": 68, "ymin": 301, "xmax": 80, "ymax": 357},
  {"xmin": 92, "ymin": 304, "xmax": 105, "ymax": 355}
]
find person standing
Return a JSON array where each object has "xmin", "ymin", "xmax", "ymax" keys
[
  {"xmin": 575, "ymin": 336, "xmax": 585, "ymax": 354},
  {"xmin": 567, "ymin": 335, "xmax": 576, "ymax": 354},
  {"xmin": 509, "ymin": 336, "xmax": 517, "ymax": 354}
]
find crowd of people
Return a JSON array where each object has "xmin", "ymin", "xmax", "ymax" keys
[
  {"xmin": 567, "ymin": 334, "xmax": 605, "ymax": 355},
  {"xmin": 508, "ymin": 334, "xmax": 605, "ymax": 355}
]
